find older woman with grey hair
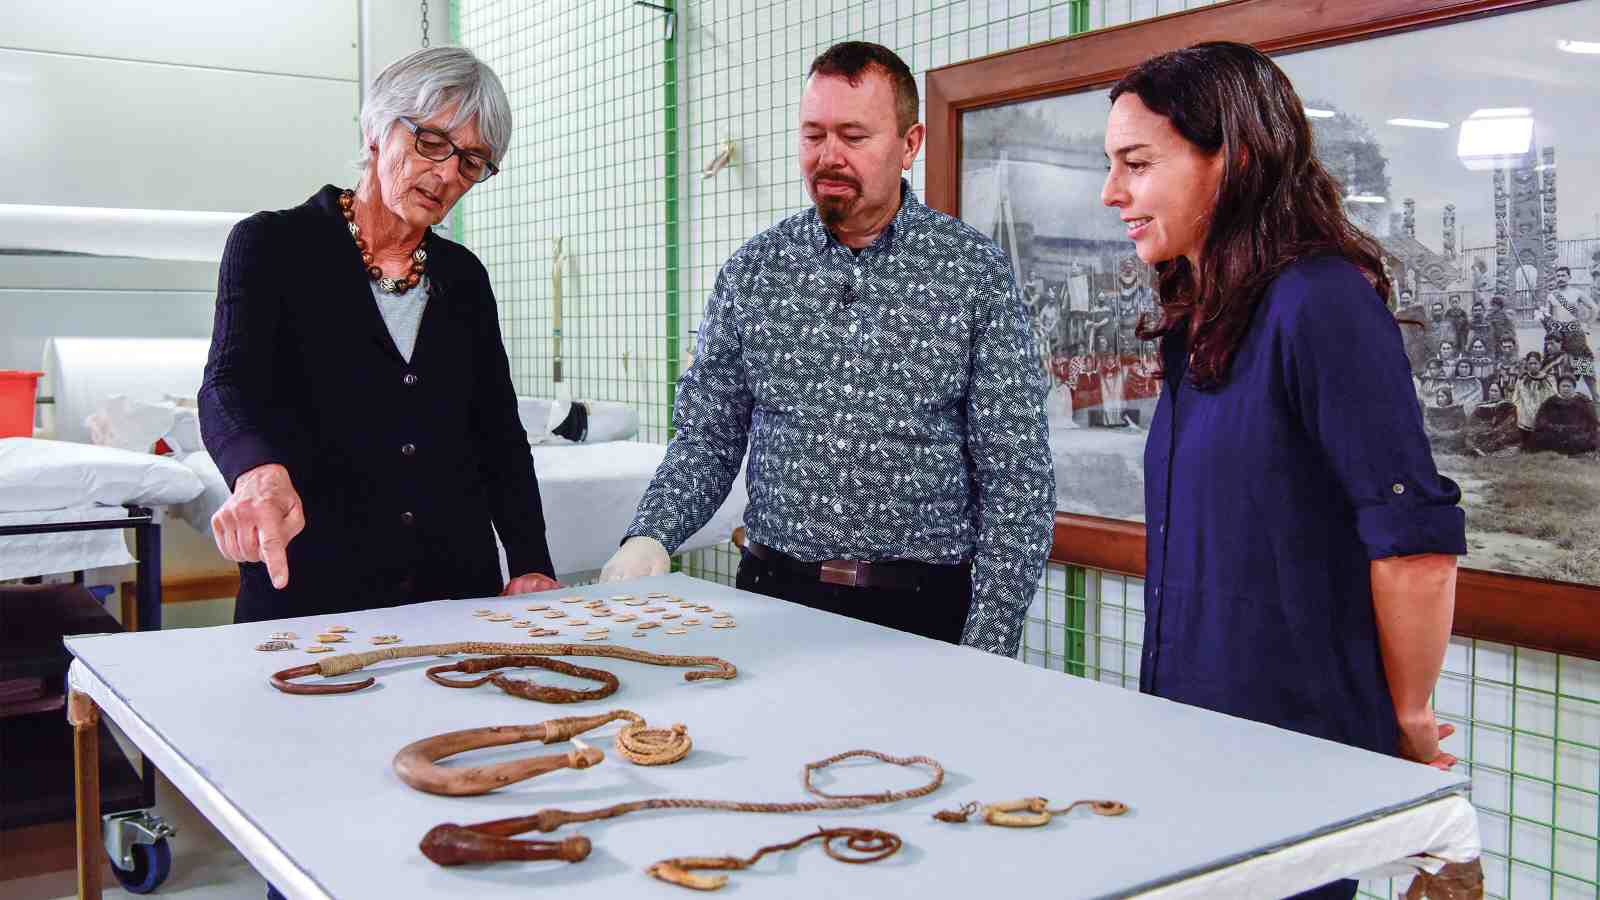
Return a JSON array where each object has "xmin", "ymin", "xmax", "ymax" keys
[{"xmin": 200, "ymin": 47, "xmax": 559, "ymax": 624}]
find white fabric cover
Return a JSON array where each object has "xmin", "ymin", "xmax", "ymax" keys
[
  {"xmin": 517, "ymin": 397, "xmax": 640, "ymax": 444},
  {"xmin": 0, "ymin": 438, "xmax": 204, "ymax": 512},
  {"xmin": 84, "ymin": 395, "xmax": 204, "ymax": 455},
  {"xmin": 0, "ymin": 505, "xmax": 135, "ymax": 580}
]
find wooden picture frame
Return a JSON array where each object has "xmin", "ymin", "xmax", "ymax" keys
[{"xmin": 926, "ymin": 0, "xmax": 1600, "ymax": 660}]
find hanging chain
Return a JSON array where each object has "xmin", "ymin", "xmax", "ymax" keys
[{"xmin": 420, "ymin": 0, "xmax": 431, "ymax": 48}]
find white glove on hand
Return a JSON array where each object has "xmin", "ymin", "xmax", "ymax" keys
[{"xmin": 601, "ymin": 536, "xmax": 670, "ymax": 582}]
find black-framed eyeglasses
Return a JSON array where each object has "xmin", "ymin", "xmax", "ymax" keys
[{"xmin": 398, "ymin": 117, "xmax": 499, "ymax": 183}]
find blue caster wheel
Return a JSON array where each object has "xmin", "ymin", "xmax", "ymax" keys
[{"xmin": 109, "ymin": 836, "xmax": 172, "ymax": 894}]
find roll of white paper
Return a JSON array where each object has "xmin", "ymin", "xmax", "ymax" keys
[{"xmin": 43, "ymin": 337, "xmax": 211, "ymax": 444}]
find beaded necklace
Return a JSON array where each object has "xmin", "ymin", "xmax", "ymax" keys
[{"xmin": 339, "ymin": 189, "xmax": 426, "ymax": 294}]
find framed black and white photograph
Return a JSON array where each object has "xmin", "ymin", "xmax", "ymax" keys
[{"xmin": 928, "ymin": 0, "xmax": 1600, "ymax": 630}]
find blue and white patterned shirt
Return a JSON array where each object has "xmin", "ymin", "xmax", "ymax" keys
[{"xmin": 628, "ymin": 181, "xmax": 1055, "ymax": 657}]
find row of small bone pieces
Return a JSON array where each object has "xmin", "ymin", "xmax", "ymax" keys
[
  {"xmin": 255, "ymin": 626, "xmax": 400, "ymax": 653},
  {"xmin": 492, "ymin": 616, "xmax": 737, "ymax": 639},
  {"xmin": 477, "ymin": 591, "xmax": 737, "ymax": 638},
  {"xmin": 477, "ymin": 611, "xmax": 734, "ymax": 627}
]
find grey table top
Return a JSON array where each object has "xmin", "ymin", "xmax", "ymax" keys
[{"xmin": 65, "ymin": 573, "xmax": 1467, "ymax": 898}]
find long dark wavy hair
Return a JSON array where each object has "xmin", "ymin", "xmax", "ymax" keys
[{"xmin": 1111, "ymin": 41, "xmax": 1391, "ymax": 389}]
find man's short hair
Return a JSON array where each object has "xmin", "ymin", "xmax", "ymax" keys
[
  {"xmin": 1557, "ymin": 266, "xmax": 1571, "ymax": 276},
  {"xmin": 808, "ymin": 41, "xmax": 919, "ymax": 135}
]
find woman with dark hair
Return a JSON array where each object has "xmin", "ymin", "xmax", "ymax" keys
[
  {"xmin": 1533, "ymin": 374, "xmax": 1600, "ymax": 455},
  {"xmin": 1423, "ymin": 386, "xmax": 1468, "ymax": 455},
  {"xmin": 1464, "ymin": 337, "xmax": 1494, "ymax": 381},
  {"xmin": 1415, "ymin": 357, "xmax": 1449, "ymax": 406},
  {"xmin": 1436, "ymin": 338, "xmax": 1460, "ymax": 372},
  {"xmin": 1448, "ymin": 357, "xmax": 1484, "ymax": 410},
  {"xmin": 1101, "ymin": 43, "xmax": 1465, "ymax": 897},
  {"xmin": 1514, "ymin": 350, "xmax": 1560, "ymax": 446},
  {"xmin": 1466, "ymin": 381, "xmax": 1520, "ymax": 457}
]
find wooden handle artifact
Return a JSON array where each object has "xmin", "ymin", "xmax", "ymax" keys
[
  {"xmin": 419, "ymin": 827, "xmax": 591, "ymax": 867},
  {"xmin": 393, "ymin": 711, "xmax": 625, "ymax": 796}
]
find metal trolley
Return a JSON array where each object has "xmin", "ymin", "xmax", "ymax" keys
[{"xmin": 0, "ymin": 506, "xmax": 175, "ymax": 893}]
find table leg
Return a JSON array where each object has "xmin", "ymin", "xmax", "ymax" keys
[{"xmin": 68, "ymin": 691, "xmax": 102, "ymax": 900}]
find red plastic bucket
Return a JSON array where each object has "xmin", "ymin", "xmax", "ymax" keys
[{"xmin": 0, "ymin": 371, "xmax": 43, "ymax": 437}]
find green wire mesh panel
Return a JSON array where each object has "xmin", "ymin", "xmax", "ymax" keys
[{"xmin": 455, "ymin": 0, "xmax": 676, "ymax": 441}]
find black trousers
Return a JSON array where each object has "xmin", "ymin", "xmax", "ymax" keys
[{"xmin": 735, "ymin": 548, "xmax": 972, "ymax": 644}]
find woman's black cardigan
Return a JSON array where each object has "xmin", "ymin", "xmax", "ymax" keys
[{"xmin": 199, "ymin": 185, "xmax": 554, "ymax": 622}]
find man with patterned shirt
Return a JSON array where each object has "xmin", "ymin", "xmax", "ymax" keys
[{"xmin": 599, "ymin": 41, "xmax": 1054, "ymax": 658}]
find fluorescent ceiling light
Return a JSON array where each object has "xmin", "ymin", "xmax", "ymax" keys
[
  {"xmin": 1345, "ymin": 194, "xmax": 1387, "ymax": 204},
  {"xmin": 1457, "ymin": 107, "xmax": 1535, "ymax": 171},
  {"xmin": 1303, "ymin": 107, "xmax": 1336, "ymax": 119},
  {"xmin": 1556, "ymin": 39, "xmax": 1600, "ymax": 54},
  {"xmin": 1387, "ymin": 118, "xmax": 1451, "ymax": 129}
]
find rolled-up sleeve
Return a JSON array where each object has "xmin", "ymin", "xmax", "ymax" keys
[{"xmin": 1280, "ymin": 260, "xmax": 1467, "ymax": 560}]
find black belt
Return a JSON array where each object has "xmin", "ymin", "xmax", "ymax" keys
[{"xmin": 745, "ymin": 541, "xmax": 970, "ymax": 590}]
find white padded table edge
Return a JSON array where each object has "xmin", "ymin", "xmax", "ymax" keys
[{"xmin": 1138, "ymin": 792, "xmax": 1477, "ymax": 898}]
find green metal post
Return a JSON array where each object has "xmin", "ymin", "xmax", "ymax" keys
[
  {"xmin": 1069, "ymin": 0, "xmax": 1091, "ymax": 36},
  {"xmin": 1065, "ymin": 566, "xmax": 1087, "ymax": 677},
  {"xmin": 1062, "ymin": 0, "xmax": 1092, "ymax": 678},
  {"xmin": 663, "ymin": 0, "xmax": 681, "ymax": 440},
  {"xmin": 663, "ymin": 1, "xmax": 681, "ymax": 573}
]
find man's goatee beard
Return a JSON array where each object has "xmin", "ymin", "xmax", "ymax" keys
[{"xmin": 817, "ymin": 197, "xmax": 850, "ymax": 227}]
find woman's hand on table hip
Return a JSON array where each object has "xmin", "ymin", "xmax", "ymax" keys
[{"xmin": 1397, "ymin": 709, "xmax": 1458, "ymax": 771}]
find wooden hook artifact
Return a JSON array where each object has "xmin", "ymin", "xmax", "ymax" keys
[{"xmin": 393, "ymin": 711, "xmax": 629, "ymax": 796}]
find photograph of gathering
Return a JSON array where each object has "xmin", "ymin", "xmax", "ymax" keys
[{"xmin": 962, "ymin": 34, "xmax": 1600, "ymax": 585}]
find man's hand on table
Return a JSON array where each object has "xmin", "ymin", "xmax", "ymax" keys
[
  {"xmin": 502, "ymin": 572, "xmax": 563, "ymax": 595},
  {"xmin": 211, "ymin": 463, "xmax": 304, "ymax": 590},
  {"xmin": 1397, "ymin": 709, "xmax": 1458, "ymax": 771},
  {"xmin": 600, "ymin": 536, "xmax": 670, "ymax": 582}
]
